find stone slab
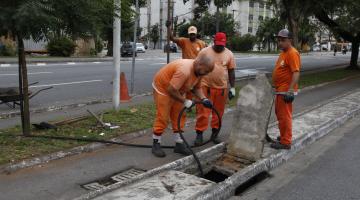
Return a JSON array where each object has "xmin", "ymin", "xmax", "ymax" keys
[
  {"xmin": 227, "ymin": 73, "xmax": 273, "ymax": 161},
  {"xmin": 93, "ymin": 170, "xmax": 214, "ymax": 200}
]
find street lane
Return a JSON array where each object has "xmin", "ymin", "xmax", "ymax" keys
[{"xmin": 0, "ymin": 52, "xmax": 354, "ymax": 112}]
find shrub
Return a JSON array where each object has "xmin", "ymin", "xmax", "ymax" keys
[
  {"xmin": 47, "ymin": 37, "xmax": 76, "ymax": 57},
  {"xmin": 229, "ymin": 34, "xmax": 256, "ymax": 52},
  {"xmin": 95, "ymin": 39, "xmax": 103, "ymax": 53},
  {"xmin": 0, "ymin": 41, "xmax": 16, "ymax": 56}
]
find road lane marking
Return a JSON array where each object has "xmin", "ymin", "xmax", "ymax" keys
[
  {"xmin": 0, "ymin": 72, "xmax": 53, "ymax": 76},
  {"xmin": 29, "ymin": 80, "xmax": 103, "ymax": 88},
  {"xmin": 150, "ymin": 62, "xmax": 167, "ymax": 65},
  {"xmin": 93, "ymin": 62, "xmax": 101, "ymax": 64},
  {"xmin": 36, "ymin": 63, "xmax": 47, "ymax": 66},
  {"xmin": 67, "ymin": 62, "xmax": 76, "ymax": 65},
  {"xmin": 0, "ymin": 64, "xmax": 11, "ymax": 67}
]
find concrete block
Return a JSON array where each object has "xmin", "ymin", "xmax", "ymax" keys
[
  {"xmin": 227, "ymin": 73, "xmax": 273, "ymax": 161},
  {"xmin": 93, "ymin": 170, "xmax": 214, "ymax": 200}
]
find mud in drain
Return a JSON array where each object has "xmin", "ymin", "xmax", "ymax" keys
[{"xmin": 203, "ymin": 169, "xmax": 229, "ymax": 183}]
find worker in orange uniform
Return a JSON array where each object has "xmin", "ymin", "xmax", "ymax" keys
[
  {"xmin": 271, "ymin": 29, "xmax": 301, "ymax": 150},
  {"xmin": 166, "ymin": 21, "xmax": 206, "ymax": 59},
  {"xmin": 194, "ymin": 32, "xmax": 236, "ymax": 146},
  {"xmin": 151, "ymin": 54, "xmax": 215, "ymax": 157}
]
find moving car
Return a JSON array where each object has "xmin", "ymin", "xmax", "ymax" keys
[
  {"xmin": 121, "ymin": 43, "xmax": 137, "ymax": 57},
  {"xmin": 164, "ymin": 42, "xmax": 177, "ymax": 53},
  {"xmin": 136, "ymin": 43, "xmax": 146, "ymax": 53}
]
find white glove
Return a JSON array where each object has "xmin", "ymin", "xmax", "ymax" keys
[
  {"xmin": 230, "ymin": 88, "xmax": 236, "ymax": 96},
  {"xmin": 183, "ymin": 99, "xmax": 193, "ymax": 108}
]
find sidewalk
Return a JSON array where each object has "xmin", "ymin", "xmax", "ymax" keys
[{"xmin": 1, "ymin": 75, "xmax": 360, "ymax": 200}]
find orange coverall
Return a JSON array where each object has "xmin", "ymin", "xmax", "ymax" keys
[
  {"xmin": 272, "ymin": 47, "xmax": 301, "ymax": 145},
  {"xmin": 195, "ymin": 47, "xmax": 236, "ymax": 132},
  {"xmin": 175, "ymin": 38, "xmax": 206, "ymax": 59},
  {"xmin": 152, "ymin": 59, "xmax": 201, "ymax": 136}
]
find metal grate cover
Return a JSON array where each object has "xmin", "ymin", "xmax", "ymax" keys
[{"xmin": 82, "ymin": 168, "xmax": 146, "ymax": 191}]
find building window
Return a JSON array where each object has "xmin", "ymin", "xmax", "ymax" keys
[
  {"xmin": 249, "ymin": 0, "xmax": 254, "ymax": 7},
  {"xmin": 249, "ymin": 14, "xmax": 253, "ymax": 21},
  {"xmin": 266, "ymin": 4, "xmax": 271, "ymax": 10},
  {"xmin": 259, "ymin": 2, "xmax": 264, "ymax": 8},
  {"xmin": 248, "ymin": 27, "xmax": 253, "ymax": 33},
  {"xmin": 259, "ymin": 16, "xmax": 264, "ymax": 21}
]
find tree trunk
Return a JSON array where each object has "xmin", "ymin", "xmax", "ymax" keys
[
  {"xmin": 349, "ymin": 41, "xmax": 359, "ymax": 69},
  {"xmin": 288, "ymin": 18, "xmax": 300, "ymax": 49},
  {"xmin": 216, "ymin": 6, "xmax": 220, "ymax": 32},
  {"xmin": 267, "ymin": 39, "xmax": 271, "ymax": 52},
  {"xmin": 17, "ymin": 34, "xmax": 31, "ymax": 136},
  {"xmin": 106, "ymin": 28, "xmax": 113, "ymax": 56}
]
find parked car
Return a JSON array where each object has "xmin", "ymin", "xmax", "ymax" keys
[
  {"xmin": 121, "ymin": 43, "xmax": 137, "ymax": 57},
  {"xmin": 136, "ymin": 43, "xmax": 146, "ymax": 53},
  {"xmin": 164, "ymin": 42, "xmax": 177, "ymax": 53}
]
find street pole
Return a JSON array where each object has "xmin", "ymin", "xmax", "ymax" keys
[
  {"xmin": 147, "ymin": 0, "xmax": 151, "ymax": 49},
  {"xmin": 159, "ymin": 0, "xmax": 163, "ymax": 49},
  {"xmin": 131, "ymin": 0, "xmax": 139, "ymax": 93},
  {"xmin": 113, "ymin": 0, "xmax": 121, "ymax": 111},
  {"xmin": 166, "ymin": 0, "xmax": 171, "ymax": 64}
]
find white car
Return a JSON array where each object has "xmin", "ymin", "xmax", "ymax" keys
[{"xmin": 136, "ymin": 43, "xmax": 146, "ymax": 53}]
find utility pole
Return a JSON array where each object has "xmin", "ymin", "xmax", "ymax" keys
[
  {"xmin": 131, "ymin": 0, "xmax": 139, "ymax": 93},
  {"xmin": 166, "ymin": 0, "xmax": 172, "ymax": 64},
  {"xmin": 147, "ymin": 0, "xmax": 151, "ymax": 49},
  {"xmin": 159, "ymin": 0, "xmax": 163, "ymax": 49},
  {"xmin": 113, "ymin": 0, "xmax": 121, "ymax": 110}
]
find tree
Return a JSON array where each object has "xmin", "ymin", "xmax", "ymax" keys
[
  {"xmin": 269, "ymin": 0, "xmax": 313, "ymax": 49},
  {"xmin": 0, "ymin": 0, "xmax": 115, "ymax": 135},
  {"xmin": 313, "ymin": 0, "xmax": 360, "ymax": 69},
  {"xmin": 183, "ymin": 0, "xmax": 233, "ymax": 31},
  {"xmin": 150, "ymin": 24, "xmax": 160, "ymax": 49},
  {"xmin": 256, "ymin": 17, "xmax": 284, "ymax": 52},
  {"xmin": 177, "ymin": 12, "xmax": 238, "ymax": 38}
]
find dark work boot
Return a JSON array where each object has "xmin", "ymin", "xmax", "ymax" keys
[
  {"xmin": 277, "ymin": 136, "xmax": 281, "ymax": 142},
  {"xmin": 152, "ymin": 139, "xmax": 166, "ymax": 157},
  {"xmin": 194, "ymin": 131, "xmax": 203, "ymax": 146},
  {"xmin": 270, "ymin": 141, "xmax": 291, "ymax": 150},
  {"xmin": 174, "ymin": 142, "xmax": 191, "ymax": 156},
  {"xmin": 211, "ymin": 128, "xmax": 221, "ymax": 144}
]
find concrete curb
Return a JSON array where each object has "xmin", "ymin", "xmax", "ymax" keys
[{"xmin": 193, "ymin": 104, "xmax": 360, "ymax": 200}]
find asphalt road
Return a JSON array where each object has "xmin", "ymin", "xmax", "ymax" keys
[
  {"xmin": 236, "ymin": 115, "xmax": 360, "ymax": 200},
  {"xmin": 0, "ymin": 51, "xmax": 354, "ymax": 113}
]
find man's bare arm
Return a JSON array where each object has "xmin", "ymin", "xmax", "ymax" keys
[
  {"xmin": 228, "ymin": 69, "xmax": 235, "ymax": 88},
  {"xmin": 289, "ymin": 72, "xmax": 300, "ymax": 91},
  {"xmin": 192, "ymin": 87, "xmax": 206, "ymax": 100},
  {"xmin": 167, "ymin": 85, "xmax": 186, "ymax": 103}
]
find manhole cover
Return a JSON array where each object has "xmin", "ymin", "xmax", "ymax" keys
[{"xmin": 82, "ymin": 168, "xmax": 146, "ymax": 191}]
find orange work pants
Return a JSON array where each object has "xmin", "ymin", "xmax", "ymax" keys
[
  {"xmin": 153, "ymin": 90, "xmax": 186, "ymax": 135},
  {"xmin": 275, "ymin": 94, "xmax": 293, "ymax": 145},
  {"xmin": 195, "ymin": 87, "xmax": 227, "ymax": 132}
]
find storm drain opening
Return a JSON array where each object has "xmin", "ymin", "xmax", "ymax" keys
[
  {"xmin": 234, "ymin": 171, "xmax": 271, "ymax": 195},
  {"xmin": 82, "ymin": 168, "xmax": 146, "ymax": 191},
  {"xmin": 203, "ymin": 169, "xmax": 229, "ymax": 183}
]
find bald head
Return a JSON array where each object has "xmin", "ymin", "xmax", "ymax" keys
[{"xmin": 193, "ymin": 54, "xmax": 215, "ymax": 77}]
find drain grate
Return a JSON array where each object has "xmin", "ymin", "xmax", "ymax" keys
[
  {"xmin": 82, "ymin": 182, "xmax": 107, "ymax": 191},
  {"xmin": 111, "ymin": 168, "xmax": 145, "ymax": 182},
  {"xmin": 82, "ymin": 168, "xmax": 146, "ymax": 191}
]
